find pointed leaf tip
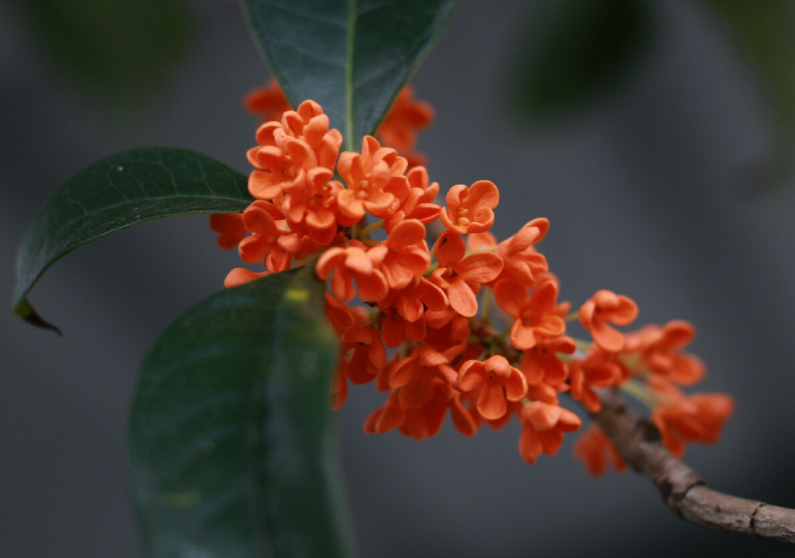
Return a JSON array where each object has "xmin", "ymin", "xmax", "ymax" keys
[
  {"xmin": 12, "ymin": 298, "xmax": 62, "ymax": 336},
  {"xmin": 12, "ymin": 148, "xmax": 253, "ymax": 325}
]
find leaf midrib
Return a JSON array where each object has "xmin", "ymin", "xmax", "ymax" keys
[{"xmin": 345, "ymin": 0, "xmax": 358, "ymax": 150}]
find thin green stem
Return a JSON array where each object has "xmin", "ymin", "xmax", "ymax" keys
[
  {"xmin": 564, "ymin": 311, "xmax": 579, "ymax": 323},
  {"xmin": 358, "ymin": 219, "xmax": 384, "ymax": 240},
  {"xmin": 481, "ymin": 287, "xmax": 493, "ymax": 322},
  {"xmin": 619, "ymin": 379, "xmax": 656, "ymax": 409}
]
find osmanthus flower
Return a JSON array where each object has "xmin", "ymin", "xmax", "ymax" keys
[
  {"xmin": 324, "ymin": 291, "xmax": 368, "ymax": 334},
  {"xmin": 224, "ymin": 268, "xmax": 271, "ymax": 288},
  {"xmin": 388, "ymin": 345, "xmax": 458, "ymax": 410},
  {"xmin": 248, "ymin": 101, "xmax": 342, "ymax": 202},
  {"xmin": 650, "ymin": 378, "xmax": 734, "ymax": 458},
  {"xmin": 331, "ymin": 326, "xmax": 387, "ymax": 411},
  {"xmin": 335, "ymin": 136, "xmax": 410, "ymax": 224},
  {"xmin": 209, "ymin": 213, "xmax": 247, "ymax": 250},
  {"xmin": 221, "ymin": 201, "xmax": 293, "ymax": 287},
  {"xmin": 365, "ymin": 379, "xmax": 478, "ymax": 440},
  {"xmin": 573, "ymin": 424, "xmax": 626, "ymax": 476},
  {"xmin": 430, "ymin": 230, "xmax": 504, "ymax": 318},
  {"xmin": 623, "ymin": 320, "xmax": 705, "ymax": 386},
  {"xmin": 316, "ymin": 241, "xmax": 389, "ymax": 303},
  {"xmin": 520, "ymin": 335, "xmax": 577, "ymax": 387},
  {"xmin": 378, "ymin": 277, "xmax": 448, "ymax": 348},
  {"xmin": 375, "ymin": 85, "xmax": 434, "ymax": 152},
  {"xmin": 494, "ymin": 218, "xmax": 550, "ymax": 287},
  {"xmin": 363, "ymin": 391, "xmax": 405, "ymax": 435},
  {"xmin": 527, "ymin": 381, "xmax": 562, "ymax": 406},
  {"xmin": 569, "ymin": 348, "xmax": 629, "ymax": 413},
  {"xmin": 243, "ymin": 78, "xmax": 291, "ymax": 123},
  {"xmin": 579, "ymin": 289, "xmax": 639, "ymax": 352},
  {"xmin": 279, "ymin": 172, "xmax": 344, "ymax": 246},
  {"xmin": 368, "ymin": 218, "xmax": 431, "ymax": 291},
  {"xmin": 385, "ymin": 165, "xmax": 441, "ymax": 229},
  {"xmin": 518, "ymin": 401, "xmax": 582, "ymax": 465},
  {"xmin": 493, "ymin": 273, "xmax": 567, "ymax": 351},
  {"xmin": 340, "ymin": 326, "xmax": 387, "ymax": 385},
  {"xmin": 439, "ymin": 180, "xmax": 499, "ymax": 234},
  {"xmin": 457, "ymin": 355, "xmax": 528, "ymax": 420},
  {"xmin": 422, "ymin": 314, "xmax": 472, "ymax": 362}
]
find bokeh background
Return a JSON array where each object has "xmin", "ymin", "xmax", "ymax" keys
[{"xmin": 3, "ymin": 0, "xmax": 795, "ymax": 556}]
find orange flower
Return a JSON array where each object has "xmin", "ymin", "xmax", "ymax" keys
[
  {"xmin": 376, "ymin": 85, "xmax": 434, "ymax": 152},
  {"xmin": 324, "ymin": 291, "xmax": 368, "ymax": 334},
  {"xmin": 439, "ymin": 180, "xmax": 499, "ymax": 234},
  {"xmin": 280, "ymin": 171, "xmax": 344, "ymax": 246},
  {"xmin": 236, "ymin": 200, "xmax": 292, "ymax": 273},
  {"xmin": 243, "ymin": 78, "xmax": 291, "ymax": 123},
  {"xmin": 332, "ymin": 325, "xmax": 386, "ymax": 411},
  {"xmin": 364, "ymin": 391, "xmax": 406, "ymax": 435},
  {"xmin": 518, "ymin": 401, "xmax": 581, "ymax": 464},
  {"xmin": 397, "ymin": 386, "xmax": 450, "ymax": 440},
  {"xmin": 573, "ymin": 425, "xmax": 626, "ymax": 476},
  {"xmin": 365, "ymin": 379, "xmax": 473, "ymax": 440},
  {"xmin": 316, "ymin": 241, "xmax": 389, "ymax": 303},
  {"xmin": 336, "ymin": 136, "xmax": 409, "ymax": 224},
  {"xmin": 340, "ymin": 326, "xmax": 387, "ymax": 385},
  {"xmin": 385, "ymin": 165, "xmax": 440, "ymax": 228},
  {"xmin": 494, "ymin": 274, "xmax": 566, "ymax": 350},
  {"xmin": 651, "ymin": 388, "xmax": 734, "ymax": 458},
  {"xmin": 223, "ymin": 267, "xmax": 270, "ymax": 288},
  {"xmin": 372, "ymin": 218, "xmax": 430, "ymax": 291},
  {"xmin": 494, "ymin": 218, "xmax": 550, "ymax": 287},
  {"xmin": 388, "ymin": 345, "xmax": 458, "ymax": 409},
  {"xmin": 579, "ymin": 290, "xmax": 639, "ymax": 352},
  {"xmin": 209, "ymin": 213, "xmax": 247, "ymax": 250},
  {"xmin": 569, "ymin": 349, "xmax": 628, "ymax": 412},
  {"xmin": 520, "ymin": 335, "xmax": 576, "ymax": 386},
  {"xmin": 378, "ymin": 277, "xmax": 447, "ymax": 347},
  {"xmin": 457, "ymin": 355, "xmax": 528, "ymax": 420},
  {"xmin": 430, "ymin": 231, "xmax": 503, "ymax": 318},
  {"xmin": 624, "ymin": 320, "xmax": 705, "ymax": 385},
  {"xmin": 247, "ymin": 100, "xmax": 342, "ymax": 201},
  {"xmin": 330, "ymin": 364, "xmax": 348, "ymax": 411},
  {"xmin": 423, "ymin": 314, "xmax": 472, "ymax": 362}
]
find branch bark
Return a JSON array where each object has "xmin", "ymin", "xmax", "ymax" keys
[{"xmin": 594, "ymin": 389, "xmax": 795, "ymax": 543}]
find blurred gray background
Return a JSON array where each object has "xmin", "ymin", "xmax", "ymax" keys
[{"xmin": 3, "ymin": 0, "xmax": 795, "ymax": 556}]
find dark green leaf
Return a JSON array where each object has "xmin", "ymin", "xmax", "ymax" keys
[
  {"xmin": 512, "ymin": 0, "xmax": 654, "ymax": 123},
  {"xmin": 701, "ymin": 1, "xmax": 795, "ymax": 190},
  {"xmin": 129, "ymin": 266, "xmax": 353, "ymax": 558},
  {"xmin": 12, "ymin": 0, "xmax": 192, "ymax": 104},
  {"xmin": 242, "ymin": 0, "xmax": 459, "ymax": 150},
  {"xmin": 12, "ymin": 148, "xmax": 253, "ymax": 327}
]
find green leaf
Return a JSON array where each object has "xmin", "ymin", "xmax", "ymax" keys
[
  {"xmin": 129, "ymin": 266, "xmax": 353, "ymax": 558},
  {"xmin": 12, "ymin": 0, "xmax": 192, "ymax": 104},
  {"xmin": 511, "ymin": 0, "xmax": 654, "ymax": 123},
  {"xmin": 12, "ymin": 148, "xmax": 253, "ymax": 329},
  {"xmin": 242, "ymin": 0, "xmax": 459, "ymax": 150},
  {"xmin": 701, "ymin": 1, "xmax": 795, "ymax": 189}
]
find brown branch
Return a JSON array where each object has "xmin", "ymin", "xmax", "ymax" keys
[{"xmin": 594, "ymin": 389, "xmax": 795, "ymax": 543}]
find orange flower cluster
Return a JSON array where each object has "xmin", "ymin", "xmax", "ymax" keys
[
  {"xmin": 244, "ymin": 79, "xmax": 433, "ymax": 167},
  {"xmin": 211, "ymin": 94, "xmax": 734, "ymax": 471}
]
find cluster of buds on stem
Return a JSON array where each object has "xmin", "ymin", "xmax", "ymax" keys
[{"xmin": 211, "ymin": 86, "xmax": 734, "ymax": 471}]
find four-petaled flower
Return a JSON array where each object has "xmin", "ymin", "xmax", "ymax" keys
[{"xmin": 457, "ymin": 355, "xmax": 528, "ymax": 420}]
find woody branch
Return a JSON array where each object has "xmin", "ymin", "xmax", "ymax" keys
[{"xmin": 595, "ymin": 389, "xmax": 795, "ymax": 543}]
